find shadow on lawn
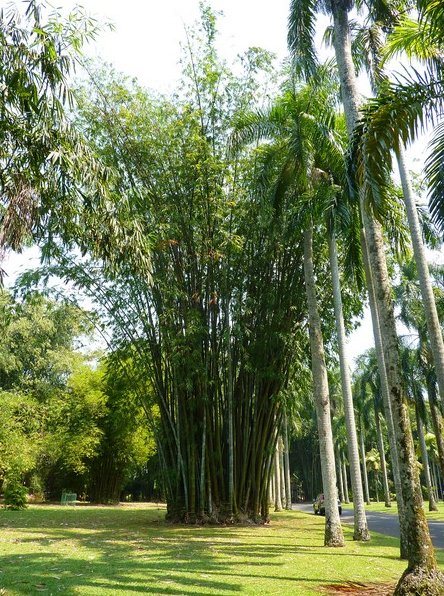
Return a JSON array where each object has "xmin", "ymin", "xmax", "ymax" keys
[{"xmin": 0, "ymin": 507, "xmax": 404, "ymax": 595}]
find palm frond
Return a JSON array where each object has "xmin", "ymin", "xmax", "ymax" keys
[
  {"xmin": 288, "ymin": 0, "xmax": 320, "ymax": 80},
  {"xmin": 382, "ymin": 17, "xmax": 443, "ymax": 66},
  {"xmin": 352, "ymin": 75, "xmax": 444, "ymax": 228},
  {"xmin": 425, "ymin": 120, "xmax": 444, "ymax": 232},
  {"xmin": 363, "ymin": 0, "xmax": 405, "ymax": 29},
  {"xmin": 229, "ymin": 107, "xmax": 282, "ymax": 154},
  {"xmin": 418, "ymin": 0, "xmax": 444, "ymax": 45},
  {"xmin": 350, "ymin": 24, "xmax": 386, "ymax": 92},
  {"xmin": 416, "ymin": 204, "xmax": 441, "ymax": 248}
]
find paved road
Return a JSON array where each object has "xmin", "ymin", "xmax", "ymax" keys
[{"xmin": 293, "ymin": 503, "xmax": 444, "ymax": 549}]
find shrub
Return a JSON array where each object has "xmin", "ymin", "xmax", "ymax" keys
[{"xmin": 4, "ymin": 479, "xmax": 28, "ymax": 510}]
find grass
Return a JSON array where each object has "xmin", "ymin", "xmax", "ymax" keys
[
  {"xmin": 342, "ymin": 500, "xmax": 444, "ymax": 522},
  {"xmin": 0, "ymin": 503, "xmax": 442, "ymax": 596}
]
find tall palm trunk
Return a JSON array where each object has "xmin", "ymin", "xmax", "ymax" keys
[
  {"xmin": 337, "ymin": 446, "xmax": 345, "ymax": 503},
  {"xmin": 359, "ymin": 426, "xmax": 371, "ymax": 505},
  {"xmin": 429, "ymin": 398, "xmax": 444, "ymax": 480},
  {"xmin": 364, "ymin": 214, "xmax": 439, "ymax": 590},
  {"xmin": 328, "ymin": 232, "xmax": 369, "ymax": 540},
  {"xmin": 303, "ymin": 223, "xmax": 344, "ymax": 547},
  {"xmin": 361, "ymin": 231, "xmax": 406, "ymax": 525},
  {"xmin": 415, "ymin": 407, "xmax": 438, "ymax": 512},
  {"xmin": 424, "ymin": 374, "xmax": 444, "ymax": 479},
  {"xmin": 342, "ymin": 455, "xmax": 350, "ymax": 504},
  {"xmin": 430, "ymin": 462, "xmax": 439, "ymax": 502},
  {"xmin": 331, "ymin": 3, "xmax": 442, "ymax": 589},
  {"xmin": 437, "ymin": 463, "xmax": 444, "ymax": 501},
  {"xmin": 375, "ymin": 411, "xmax": 391, "ymax": 508},
  {"xmin": 332, "ymin": 0, "xmax": 408, "ymax": 548},
  {"xmin": 279, "ymin": 437, "xmax": 287, "ymax": 507},
  {"xmin": 397, "ymin": 146, "xmax": 444, "ymax": 414},
  {"xmin": 274, "ymin": 445, "xmax": 283, "ymax": 512},
  {"xmin": 283, "ymin": 417, "xmax": 292, "ymax": 510},
  {"xmin": 433, "ymin": 462, "xmax": 442, "ymax": 502}
]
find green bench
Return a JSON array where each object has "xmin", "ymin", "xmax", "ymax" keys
[{"xmin": 61, "ymin": 492, "xmax": 77, "ymax": 505}]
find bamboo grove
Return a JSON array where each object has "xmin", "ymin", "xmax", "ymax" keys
[{"xmin": 34, "ymin": 17, "xmax": 319, "ymax": 523}]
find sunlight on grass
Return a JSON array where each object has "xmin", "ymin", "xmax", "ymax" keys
[
  {"xmin": 342, "ymin": 500, "xmax": 444, "ymax": 522},
  {"xmin": 0, "ymin": 504, "xmax": 442, "ymax": 595}
]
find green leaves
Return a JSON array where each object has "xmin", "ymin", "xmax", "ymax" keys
[
  {"xmin": 0, "ymin": 1, "xmax": 116, "ymax": 278},
  {"xmin": 288, "ymin": 0, "xmax": 321, "ymax": 80}
]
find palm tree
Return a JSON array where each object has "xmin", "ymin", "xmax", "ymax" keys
[
  {"xmin": 349, "ymin": 10, "xmax": 444, "ymax": 418},
  {"xmin": 232, "ymin": 77, "xmax": 346, "ymax": 546},
  {"xmin": 355, "ymin": 351, "xmax": 392, "ymax": 507},
  {"xmin": 341, "ymin": 453, "xmax": 350, "ymax": 503},
  {"xmin": 294, "ymin": 0, "xmax": 409, "ymax": 534},
  {"xmin": 274, "ymin": 442, "xmax": 284, "ymax": 512},
  {"xmin": 288, "ymin": 1, "xmax": 443, "ymax": 591},
  {"xmin": 395, "ymin": 259, "xmax": 444, "ymax": 482},
  {"xmin": 401, "ymin": 346, "xmax": 438, "ymax": 511},
  {"xmin": 332, "ymin": 413, "xmax": 347, "ymax": 503},
  {"xmin": 353, "ymin": 373, "xmax": 373, "ymax": 504},
  {"xmin": 328, "ymin": 227, "xmax": 370, "ymax": 539},
  {"xmin": 352, "ymin": 2, "xmax": 444, "ymax": 231},
  {"xmin": 303, "ymin": 221, "xmax": 344, "ymax": 546}
]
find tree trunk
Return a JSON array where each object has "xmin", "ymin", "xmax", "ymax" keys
[
  {"xmin": 225, "ymin": 297, "xmax": 235, "ymax": 517},
  {"xmin": 428, "ymin": 383, "xmax": 444, "ymax": 481},
  {"xmin": 415, "ymin": 406, "xmax": 438, "ymax": 512},
  {"xmin": 274, "ymin": 445, "xmax": 283, "ymax": 512},
  {"xmin": 303, "ymin": 224, "xmax": 344, "ymax": 547},
  {"xmin": 374, "ymin": 472, "xmax": 379, "ymax": 503},
  {"xmin": 327, "ymin": 1, "xmax": 442, "ymax": 579},
  {"xmin": 337, "ymin": 446, "xmax": 345, "ymax": 503},
  {"xmin": 375, "ymin": 411, "xmax": 391, "ymax": 508},
  {"xmin": 363, "ymin": 212, "xmax": 440, "ymax": 592},
  {"xmin": 360, "ymin": 426, "xmax": 371, "ymax": 505},
  {"xmin": 279, "ymin": 437, "xmax": 287, "ymax": 508},
  {"xmin": 342, "ymin": 455, "xmax": 350, "ymax": 504},
  {"xmin": 360, "ymin": 230, "xmax": 407, "ymax": 555},
  {"xmin": 329, "ymin": 232, "xmax": 369, "ymax": 540},
  {"xmin": 397, "ymin": 146, "xmax": 444, "ymax": 414},
  {"xmin": 434, "ymin": 461, "xmax": 443, "ymax": 501},
  {"xmin": 430, "ymin": 461, "xmax": 440, "ymax": 503},
  {"xmin": 270, "ymin": 470, "xmax": 275, "ymax": 505},
  {"xmin": 283, "ymin": 417, "xmax": 292, "ymax": 510}
]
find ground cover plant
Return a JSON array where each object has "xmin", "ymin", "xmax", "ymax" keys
[{"xmin": 0, "ymin": 503, "xmax": 443, "ymax": 595}]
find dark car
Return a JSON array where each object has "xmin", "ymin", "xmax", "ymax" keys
[{"xmin": 313, "ymin": 493, "xmax": 342, "ymax": 516}]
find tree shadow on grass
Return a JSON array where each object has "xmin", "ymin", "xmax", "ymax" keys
[
  {"xmin": 0, "ymin": 506, "xmax": 412, "ymax": 594},
  {"xmin": 0, "ymin": 507, "xmax": 292, "ymax": 594}
]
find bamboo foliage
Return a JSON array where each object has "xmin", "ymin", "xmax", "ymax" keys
[{"xmin": 24, "ymin": 9, "xmax": 309, "ymax": 523}]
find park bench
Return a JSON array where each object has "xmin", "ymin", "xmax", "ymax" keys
[{"xmin": 61, "ymin": 492, "xmax": 77, "ymax": 506}]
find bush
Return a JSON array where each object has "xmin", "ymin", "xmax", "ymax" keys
[{"xmin": 4, "ymin": 479, "xmax": 28, "ymax": 510}]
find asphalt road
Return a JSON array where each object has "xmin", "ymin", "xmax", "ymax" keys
[{"xmin": 293, "ymin": 502, "xmax": 444, "ymax": 549}]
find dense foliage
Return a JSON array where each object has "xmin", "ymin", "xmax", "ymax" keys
[{"xmin": 0, "ymin": 290, "xmax": 155, "ymax": 503}]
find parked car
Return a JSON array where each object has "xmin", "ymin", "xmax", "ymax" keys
[{"xmin": 313, "ymin": 493, "xmax": 342, "ymax": 516}]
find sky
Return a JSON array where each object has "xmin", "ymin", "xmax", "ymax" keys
[
  {"xmin": 2, "ymin": 0, "xmax": 436, "ymax": 361},
  {"xmin": 61, "ymin": 0, "xmax": 293, "ymax": 92}
]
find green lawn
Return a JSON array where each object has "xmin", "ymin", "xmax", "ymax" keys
[
  {"xmin": 342, "ymin": 500, "xmax": 444, "ymax": 522},
  {"xmin": 0, "ymin": 503, "xmax": 442, "ymax": 596}
]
